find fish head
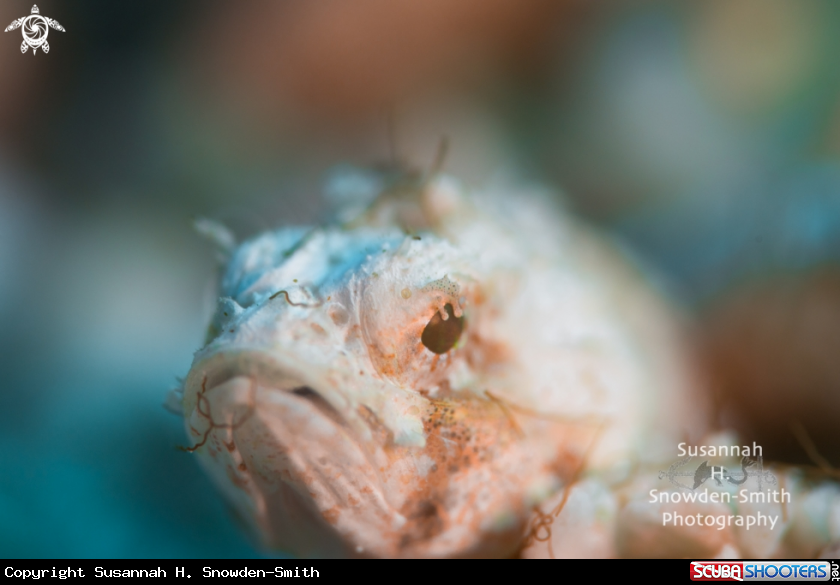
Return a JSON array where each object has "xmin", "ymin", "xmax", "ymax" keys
[{"xmin": 179, "ymin": 168, "xmax": 705, "ymax": 557}]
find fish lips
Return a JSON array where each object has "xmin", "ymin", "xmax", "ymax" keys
[{"xmin": 182, "ymin": 350, "xmax": 401, "ymax": 557}]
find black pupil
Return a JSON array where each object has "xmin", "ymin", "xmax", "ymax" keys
[{"xmin": 421, "ymin": 303, "xmax": 464, "ymax": 354}]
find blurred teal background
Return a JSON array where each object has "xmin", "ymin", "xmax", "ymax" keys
[{"xmin": 2, "ymin": 0, "xmax": 840, "ymax": 558}]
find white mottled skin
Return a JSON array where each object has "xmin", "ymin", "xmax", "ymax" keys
[{"xmin": 178, "ymin": 168, "xmax": 840, "ymax": 558}]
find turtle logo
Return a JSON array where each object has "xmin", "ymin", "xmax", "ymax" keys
[{"xmin": 5, "ymin": 5, "xmax": 64, "ymax": 55}]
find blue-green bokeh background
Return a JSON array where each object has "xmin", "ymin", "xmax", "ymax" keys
[{"xmin": 3, "ymin": 0, "xmax": 840, "ymax": 558}]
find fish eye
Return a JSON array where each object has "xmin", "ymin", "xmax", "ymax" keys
[{"xmin": 421, "ymin": 303, "xmax": 464, "ymax": 354}]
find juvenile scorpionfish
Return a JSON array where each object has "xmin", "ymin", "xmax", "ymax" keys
[{"xmin": 176, "ymin": 167, "xmax": 710, "ymax": 557}]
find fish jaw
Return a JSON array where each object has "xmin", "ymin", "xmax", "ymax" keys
[{"xmin": 182, "ymin": 349, "xmax": 596, "ymax": 557}]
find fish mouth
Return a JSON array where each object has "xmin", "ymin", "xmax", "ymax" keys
[
  {"xmin": 182, "ymin": 350, "xmax": 559, "ymax": 558},
  {"xmin": 182, "ymin": 350, "xmax": 398, "ymax": 557}
]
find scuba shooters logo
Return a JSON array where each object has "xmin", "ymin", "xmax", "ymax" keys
[{"xmin": 690, "ymin": 561, "xmax": 836, "ymax": 581}]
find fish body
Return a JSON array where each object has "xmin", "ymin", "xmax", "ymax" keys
[{"xmin": 178, "ymin": 168, "xmax": 716, "ymax": 557}]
